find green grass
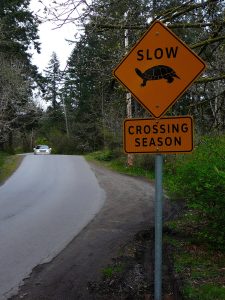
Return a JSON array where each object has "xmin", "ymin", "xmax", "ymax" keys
[
  {"xmin": 0, "ymin": 152, "xmax": 23, "ymax": 184},
  {"xmin": 102, "ymin": 264, "xmax": 124, "ymax": 278},
  {"xmin": 87, "ymin": 144, "xmax": 225, "ymax": 299},
  {"xmin": 86, "ymin": 150, "xmax": 154, "ymax": 180},
  {"xmin": 165, "ymin": 218, "xmax": 225, "ymax": 300},
  {"xmin": 183, "ymin": 284, "xmax": 225, "ymax": 300},
  {"xmin": 174, "ymin": 252, "xmax": 220, "ymax": 279}
]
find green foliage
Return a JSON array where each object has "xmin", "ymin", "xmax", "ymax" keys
[
  {"xmin": 36, "ymin": 1, "xmax": 225, "ymax": 154},
  {"xmin": 44, "ymin": 52, "xmax": 62, "ymax": 109},
  {"xmin": 38, "ymin": 128, "xmax": 77, "ymax": 155},
  {"xmin": 92, "ymin": 150, "xmax": 114, "ymax": 161},
  {"xmin": 0, "ymin": 0, "xmax": 40, "ymax": 57},
  {"xmin": 102, "ymin": 264, "xmax": 123, "ymax": 278},
  {"xmin": 35, "ymin": 137, "xmax": 49, "ymax": 146},
  {"xmin": 174, "ymin": 252, "xmax": 221, "ymax": 280},
  {"xmin": 183, "ymin": 284, "xmax": 225, "ymax": 300},
  {"xmin": 134, "ymin": 154, "xmax": 155, "ymax": 171},
  {"xmin": 164, "ymin": 224, "xmax": 225, "ymax": 300},
  {"xmin": 61, "ymin": 0, "xmax": 152, "ymax": 152},
  {"xmin": 86, "ymin": 150, "xmax": 154, "ymax": 179},
  {"xmin": 0, "ymin": 152, "xmax": 22, "ymax": 184},
  {"xmin": 0, "ymin": 152, "xmax": 8, "ymax": 167},
  {"xmin": 35, "ymin": 107, "xmax": 77, "ymax": 154},
  {"xmin": 165, "ymin": 135, "xmax": 225, "ymax": 249}
]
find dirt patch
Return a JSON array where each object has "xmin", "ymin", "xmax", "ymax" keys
[
  {"xmin": 88, "ymin": 228, "xmax": 179, "ymax": 300},
  {"xmin": 10, "ymin": 161, "xmax": 176, "ymax": 300}
]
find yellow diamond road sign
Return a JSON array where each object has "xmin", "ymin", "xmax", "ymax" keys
[{"xmin": 113, "ymin": 21, "xmax": 206, "ymax": 118}]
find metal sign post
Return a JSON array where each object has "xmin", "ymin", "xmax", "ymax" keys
[
  {"xmin": 113, "ymin": 20, "xmax": 206, "ymax": 300},
  {"xmin": 154, "ymin": 154, "xmax": 163, "ymax": 300}
]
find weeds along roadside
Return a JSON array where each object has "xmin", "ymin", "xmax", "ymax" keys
[
  {"xmin": 0, "ymin": 152, "xmax": 23, "ymax": 185},
  {"xmin": 86, "ymin": 134, "xmax": 225, "ymax": 300}
]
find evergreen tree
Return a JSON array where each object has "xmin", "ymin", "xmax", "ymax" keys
[
  {"xmin": 44, "ymin": 0, "xmax": 225, "ymax": 151},
  {"xmin": 63, "ymin": 0, "xmax": 151, "ymax": 152},
  {"xmin": 44, "ymin": 52, "xmax": 62, "ymax": 109},
  {"xmin": 0, "ymin": 0, "xmax": 40, "ymax": 59}
]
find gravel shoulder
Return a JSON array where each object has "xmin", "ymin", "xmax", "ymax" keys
[{"xmin": 11, "ymin": 161, "xmax": 156, "ymax": 299}]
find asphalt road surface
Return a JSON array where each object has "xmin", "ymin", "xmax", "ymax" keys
[
  {"xmin": 0, "ymin": 155, "xmax": 105, "ymax": 299},
  {"xmin": 11, "ymin": 162, "xmax": 157, "ymax": 300}
]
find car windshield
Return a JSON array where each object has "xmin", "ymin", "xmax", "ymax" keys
[{"xmin": 36, "ymin": 145, "xmax": 49, "ymax": 149}]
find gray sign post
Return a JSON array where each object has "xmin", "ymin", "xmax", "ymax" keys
[{"xmin": 154, "ymin": 154, "xmax": 163, "ymax": 300}]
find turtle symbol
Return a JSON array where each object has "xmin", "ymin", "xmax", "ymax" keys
[{"xmin": 135, "ymin": 65, "xmax": 180, "ymax": 87}]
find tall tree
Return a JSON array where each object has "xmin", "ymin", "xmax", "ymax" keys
[
  {"xmin": 44, "ymin": 52, "xmax": 62, "ymax": 109},
  {"xmin": 62, "ymin": 0, "xmax": 150, "ymax": 152},
  {"xmin": 42, "ymin": 0, "xmax": 225, "ymax": 152},
  {"xmin": 0, "ymin": 0, "xmax": 40, "ymax": 58},
  {"xmin": 0, "ymin": 0, "xmax": 41, "ymax": 151}
]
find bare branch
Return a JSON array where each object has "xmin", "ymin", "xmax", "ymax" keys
[
  {"xmin": 189, "ymin": 89, "xmax": 225, "ymax": 107},
  {"xmin": 195, "ymin": 74, "xmax": 225, "ymax": 84},
  {"xmin": 89, "ymin": 21, "xmax": 225, "ymax": 31},
  {"xmin": 162, "ymin": 0, "xmax": 213, "ymax": 22},
  {"xmin": 191, "ymin": 35, "xmax": 225, "ymax": 49}
]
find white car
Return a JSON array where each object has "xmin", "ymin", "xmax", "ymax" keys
[{"xmin": 33, "ymin": 145, "xmax": 52, "ymax": 155}]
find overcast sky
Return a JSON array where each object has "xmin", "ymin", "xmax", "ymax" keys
[{"xmin": 29, "ymin": 0, "xmax": 79, "ymax": 73}]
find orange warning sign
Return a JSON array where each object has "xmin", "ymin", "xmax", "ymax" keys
[
  {"xmin": 114, "ymin": 21, "xmax": 206, "ymax": 118},
  {"xmin": 124, "ymin": 116, "xmax": 193, "ymax": 154}
]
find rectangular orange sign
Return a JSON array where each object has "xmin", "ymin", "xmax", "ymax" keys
[{"xmin": 124, "ymin": 116, "xmax": 193, "ymax": 154}]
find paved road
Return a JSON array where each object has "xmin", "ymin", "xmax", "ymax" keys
[
  {"xmin": 0, "ymin": 155, "xmax": 105, "ymax": 299},
  {"xmin": 11, "ymin": 162, "xmax": 156, "ymax": 300}
]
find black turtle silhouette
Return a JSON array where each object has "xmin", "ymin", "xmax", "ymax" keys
[{"xmin": 135, "ymin": 65, "xmax": 180, "ymax": 87}]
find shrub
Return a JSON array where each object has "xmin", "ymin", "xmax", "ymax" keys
[
  {"xmin": 134, "ymin": 154, "xmax": 155, "ymax": 171},
  {"xmin": 165, "ymin": 135, "xmax": 225, "ymax": 249},
  {"xmin": 94, "ymin": 150, "xmax": 114, "ymax": 161}
]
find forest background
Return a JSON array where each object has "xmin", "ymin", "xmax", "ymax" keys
[
  {"xmin": 0, "ymin": 0, "xmax": 224, "ymax": 153},
  {"xmin": 0, "ymin": 1, "xmax": 225, "ymax": 297}
]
